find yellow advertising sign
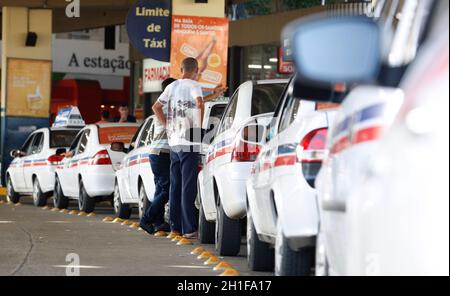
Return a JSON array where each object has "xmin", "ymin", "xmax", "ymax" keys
[
  {"xmin": 6, "ymin": 59, "xmax": 52, "ymax": 118},
  {"xmin": 170, "ymin": 15, "xmax": 229, "ymax": 88}
]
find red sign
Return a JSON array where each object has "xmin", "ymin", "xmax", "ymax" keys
[{"xmin": 278, "ymin": 48, "xmax": 295, "ymax": 75}]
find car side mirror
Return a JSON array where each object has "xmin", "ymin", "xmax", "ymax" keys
[
  {"xmin": 10, "ymin": 149, "xmax": 22, "ymax": 158},
  {"xmin": 55, "ymin": 148, "xmax": 67, "ymax": 156},
  {"xmin": 283, "ymin": 15, "xmax": 381, "ymax": 86},
  {"xmin": 111, "ymin": 142, "xmax": 126, "ymax": 153}
]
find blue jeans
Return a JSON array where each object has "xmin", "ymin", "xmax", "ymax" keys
[
  {"xmin": 169, "ymin": 150, "xmax": 199, "ymax": 234},
  {"xmin": 141, "ymin": 153, "xmax": 171, "ymax": 227}
]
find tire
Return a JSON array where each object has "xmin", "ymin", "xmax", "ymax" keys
[
  {"xmin": 138, "ymin": 185, "xmax": 151, "ymax": 221},
  {"xmin": 275, "ymin": 225, "xmax": 315, "ymax": 276},
  {"xmin": 113, "ymin": 181, "xmax": 132, "ymax": 219},
  {"xmin": 53, "ymin": 176, "xmax": 69, "ymax": 209},
  {"xmin": 78, "ymin": 180, "xmax": 95, "ymax": 213},
  {"xmin": 198, "ymin": 201, "xmax": 215, "ymax": 244},
  {"xmin": 32, "ymin": 178, "xmax": 47, "ymax": 207},
  {"xmin": 215, "ymin": 200, "xmax": 241, "ymax": 256},
  {"xmin": 6, "ymin": 176, "xmax": 21, "ymax": 204},
  {"xmin": 247, "ymin": 208, "xmax": 274, "ymax": 271}
]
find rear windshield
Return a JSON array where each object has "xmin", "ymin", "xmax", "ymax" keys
[
  {"xmin": 98, "ymin": 126, "xmax": 139, "ymax": 145},
  {"xmin": 50, "ymin": 130, "xmax": 80, "ymax": 148},
  {"xmin": 251, "ymin": 83, "xmax": 286, "ymax": 116}
]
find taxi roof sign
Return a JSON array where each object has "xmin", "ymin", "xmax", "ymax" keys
[{"xmin": 52, "ymin": 107, "xmax": 85, "ymax": 128}]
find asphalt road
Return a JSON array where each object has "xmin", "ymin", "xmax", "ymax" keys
[{"xmin": 0, "ymin": 195, "xmax": 272, "ymax": 276}]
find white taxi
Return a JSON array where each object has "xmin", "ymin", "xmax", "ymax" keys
[
  {"xmin": 246, "ymin": 77, "xmax": 340, "ymax": 275},
  {"xmin": 198, "ymin": 80, "xmax": 287, "ymax": 256},
  {"xmin": 54, "ymin": 123, "xmax": 139, "ymax": 212},
  {"xmin": 114, "ymin": 116, "xmax": 156, "ymax": 219},
  {"xmin": 6, "ymin": 107, "xmax": 84, "ymax": 207}
]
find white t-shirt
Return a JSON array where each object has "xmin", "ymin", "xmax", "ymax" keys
[{"xmin": 157, "ymin": 79, "xmax": 203, "ymax": 148}]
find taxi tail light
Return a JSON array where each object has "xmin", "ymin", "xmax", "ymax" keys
[
  {"xmin": 47, "ymin": 155, "xmax": 64, "ymax": 165},
  {"xmin": 298, "ymin": 128, "xmax": 328, "ymax": 163},
  {"xmin": 231, "ymin": 140, "xmax": 261, "ymax": 162},
  {"xmin": 89, "ymin": 150, "xmax": 112, "ymax": 166}
]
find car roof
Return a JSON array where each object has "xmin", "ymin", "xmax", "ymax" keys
[
  {"xmin": 91, "ymin": 123, "xmax": 140, "ymax": 128},
  {"xmin": 255, "ymin": 79, "xmax": 290, "ymax": 85}
]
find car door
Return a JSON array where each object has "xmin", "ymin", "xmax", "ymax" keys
[
  {"xmin": 137, "ymin": 118, "xmax": 155, "ymax": 203},
  {"xmin": 66, "ymin": 129, "xmax": 90, "ymax": 197},
  {"xmin": 58, "ymin": 130, "xmax": 83, "ymax": 197},
  {"xmin": 12, "ymin": 134, "xmax": 35, "ymax": 192},
  {"xmin": 23, "ymin": 132, "xmax": 45, "ymax": 191}
]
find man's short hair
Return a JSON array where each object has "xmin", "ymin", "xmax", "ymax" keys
[
  {"xmin": 162, "ymin": 78, "xmax": 177, "ymax": 92},
  {"xmin": 119, "ymin": 103, "xmax": 129, "ymax": 109},
  {"xmin": 181, "ymin": 57, "xmax": 199, "ymax": 73},
  {"xmin": 101, "ymin": 110, "xmax": 110, "ymax": 119}
]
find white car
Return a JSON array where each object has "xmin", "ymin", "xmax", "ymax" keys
[
  {"xmin": 198, "ymin": 80, "xmax": 288, "ymax": 256},
  {"xmin": 6, "ymin": 127, "xmax": 81, "ymax": 207},
  {"xmin": 285, "ymin": 0, "xmax": 446, "ymax": 275},
  {"xmin": 114, "ymin": 116, "xmax": 156, "ymax": 219},
  {"xmin": 54, "ymin": 123, "xmax": 139, "ymax": 213},
  {"xmin": 315, "ymin": 1, "xmax": 449, "ymax": 276},
  {"xmin": 246, "ymin": 77, "xmax": 339, "ymax": 275}
]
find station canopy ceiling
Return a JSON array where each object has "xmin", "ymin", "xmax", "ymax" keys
[{"xmin": 0, "ymin": 0, "xmax": 247, "ymax": 33}]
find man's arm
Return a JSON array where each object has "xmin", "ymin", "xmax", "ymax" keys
[
  {"xmin": 152, "ymin": 101, "xmax": 167, "ymax": 127},
  {"xmin": 196, "ymin": 96, "xmax": 205, "ymax": 127},
  {"xmin": 202, "ymin": 85, "xmax": 227, "ymax": 102}
]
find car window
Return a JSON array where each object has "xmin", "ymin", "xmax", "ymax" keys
[
  {"xmin": 50, "ymin": 130, "xmax": 80, "ymax": 148},
  {"xmin": 68, "ymin": 131, "xmax": 83, "ymax": 154},
  {"xmin": 137, "ymin": 119, "xmax": 153, "ymax": 148},
  {"xmin": 29, "ymin": 132, "xmax": 44, "ymax": 155},
  {"xmin": 76, "ymin": 130, "xmax": 91, "ymax": 155},
  {"xmin": 21, "ymin": 134, "xmax": 36, "ymax": 156},
  {"xmin": 129, "ymin": 122, "xmax": 145, "ymax": 152},
  {"xmin": 206, "ymin": 104, "xmax": 226, "ymax": 135},
  {"xmin": 217, "ymin": 90, "xmax": 239, "ymax": 135},
  {"xmin": 278, "ymin": 97, "xmax": 302, "ymax": 133},
  {"xmin": 251, "ymin": 83, "xmax": 286, "ymax": 116}
]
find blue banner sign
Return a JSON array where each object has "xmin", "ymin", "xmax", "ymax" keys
[{"xmin": 126, "ymin": 0, "xmax": 172, "ymax": 62}]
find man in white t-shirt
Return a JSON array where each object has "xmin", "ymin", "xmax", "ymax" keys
[{"xmin": 152, "ymin": 58, "xmax": 225, "ymax": 238}]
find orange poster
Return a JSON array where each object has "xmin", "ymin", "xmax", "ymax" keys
[
  {"xmin": 6, "ymin": 59, "xmax": 52, "ymax": 118},
  {"xmin": 170, "ymin": 15, "xmax": 229, "ymax": 88}
]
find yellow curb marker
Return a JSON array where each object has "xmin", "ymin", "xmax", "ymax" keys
[
  {"xmin": 103, "ymin": 216, "xmax": 114, "ymax": 222},
  {"xmin": 69, "ymin": 210, "xmax": 79, "ymax": 215},
  {"xmin": 121, "ymin": 220, "xmax": 132, "ymax": 226},
  {"xmin": 78, "ymin": 212, "xmax": 88, "ymax": 217},
  {"xmin": 87, "ymin": 213, "xmax": 96, "ymax": 217},
  {"xmin": 219, "ymin": 269, "xmax": 240, "ymax": 276},
  {"xmin": 41, "ymin": 206, "xmax": 50, "ymax": 210},
  {"xmin": 51, "ymin": 208, "xmax": 60, "ymax": 212},
  {"xmin": 112, "ymin": 218, "xmax": 124, "ymax": 223},
  {"xmin": 59, "ymin": 209, "xmax": 69, "ymax": 214},
  {"xmin": 166, "ymin": 231, "xmax": 181, "ymax": 239},
  {"xmin": 171, "ymin": 235, "xmax": 183, "ymax": 242},
  {"xmin": 197, "ymin": 251, "xmax": 213, "ymax": 260},
  {"xmin": 177, "ymin": 238, "xmax": 193, "ymax": 246},
  {"xmin": 213, "ymin": 261, "xmax": 233, "ymax": 271},
  {"xmin": 204, "ymin": 256, "xmax": 220, "ymax": 265},
  {"xmin": 154, "ymin": 231, "xmax": 168, "ymax": 237},
  {"xmin": 14, "ymin": 203, "xmax": 22, "ymax": 207},
  {"xmin": 129, "ymin": 222, "xmax": 140, "ymax": 229},
  {"xmin": 190, "ymin": 247, "xmax": 205, "ymax": 255},
  {"xmin": 7, "ymin": 201, "xmax": 15, "ymax": 205}
]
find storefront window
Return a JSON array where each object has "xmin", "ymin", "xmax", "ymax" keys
[{"xmin": 242, "ymin": 45, "xmax": 292, "ymax": 82}]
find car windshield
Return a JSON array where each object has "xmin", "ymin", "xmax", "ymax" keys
[
  {"xmin": 251, "ymin": 83, "xmax": 287, "ymax": 116},
  {"xmin": 50, "ymin": 130, "xmax": 80, "ymax": 148},
  {"xmin": 98, "ymin": 126, "xmax": 139, "ymax": 145}
]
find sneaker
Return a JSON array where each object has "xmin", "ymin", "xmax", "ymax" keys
[
  {"xmin": 155, "ymin": 222, "xmax": 170, "ymax": 233},
  {"xmin": 139, "ymin": 223, "xmax": 155, "ymax": 235},
  {"xmin": 183, "ymin": 231, "xmax": 198, "ymax": 239}
]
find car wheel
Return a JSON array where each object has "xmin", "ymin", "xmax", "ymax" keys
[
  {"xmin": 113, "ymin": 181, "xmax": 131, "ymax": 219},
  {"xmin": 78, "ymin": 180, "xmax": 95, "ymax": 213},
  {"xmin": 215, "ymin": 200, "xmax": 241, "ymax": 256},
  {"xmin": 53, "ymin": 176, "xmax": 69, "ymax": 209},
  {"xmin": 275, "ymin": 223, "xmax": 315, "ymax": 276},
  {"xmin": 32, "ymin": 178, "xmax": 47, "ymax": 207},
  {"xmin": 247, "ymin": 208, "xmax": 274, "ymax": 271},
  {"xmin": 138, "ymin": 185, "xmax": 151, "ymax": 221},
  {"xmin": 6, "ymin": 176, "xmax": 21, "ymax": 204},
  {"xmin": 198, "ymin": 193, "xmax": 215, "ymax": 244}
]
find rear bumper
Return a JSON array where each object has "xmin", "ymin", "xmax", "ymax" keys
[{"xmin": 82, "ymin": 167, "xmax": 115, "ymax": 197}]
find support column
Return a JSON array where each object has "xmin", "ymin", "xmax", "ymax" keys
[{"xmin": 1, "ymin": 7, "xmax": 53, "ymax": 185}]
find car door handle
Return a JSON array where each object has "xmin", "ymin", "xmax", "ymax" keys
[{"xmin": 322, "ymin": 200, "xmax": 346, "ymax": 213}]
